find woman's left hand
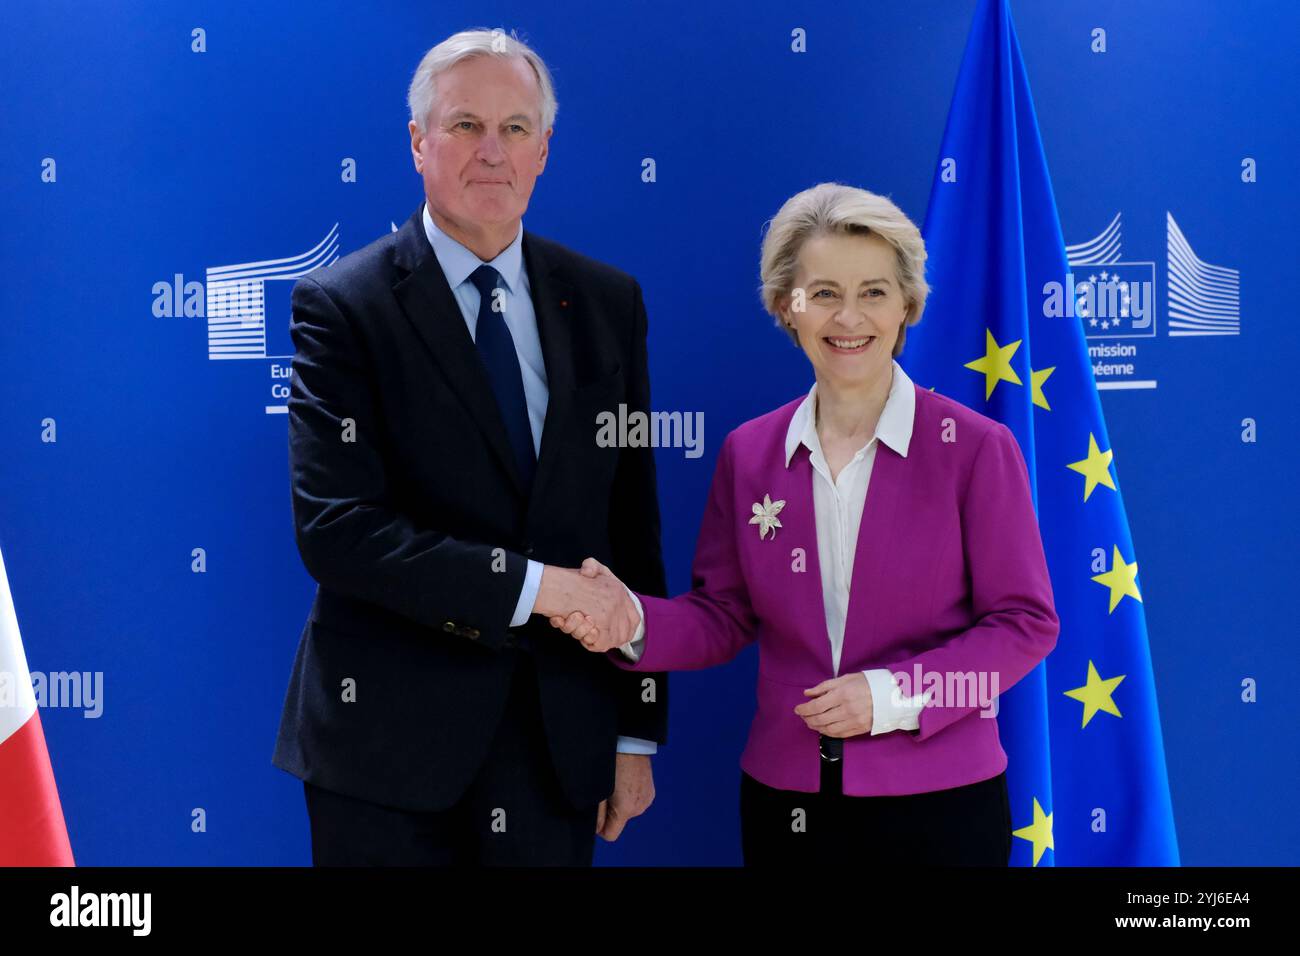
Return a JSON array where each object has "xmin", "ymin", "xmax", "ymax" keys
[{"xmin": 795, "ymin": 673, "xmax": 874, "ymax": 738}]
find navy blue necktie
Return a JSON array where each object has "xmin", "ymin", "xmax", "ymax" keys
[{"xmin": 468, "ymin": 264, "xmax": 536, "ymax": 491}]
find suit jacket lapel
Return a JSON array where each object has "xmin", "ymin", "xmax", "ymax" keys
[
  {"xmin": 521, "ymin": 230, "xmax": 575, "ymax": 517},
  {"xmin": 391, "ymin": 206, "xmax": 526, "ymax": 495},
  {"xmin": 768, "ymin": 444, "xmax": 837, "ymax": 675}
]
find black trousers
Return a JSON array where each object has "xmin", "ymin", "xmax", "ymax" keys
[
  {"xmin": 303, "ymin": 648, "xmax": 599, "ymax": 866},
  {"xmin": 740, "ymin": 755, "xmax": 1012, "ymax": 866}
]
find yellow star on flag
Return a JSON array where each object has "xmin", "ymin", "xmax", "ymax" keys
[
  {"xmin": 1067, "ymin": 433, "xmax": 1116, "ymax": 502},
  {"xmin": 1064, "ymin": 661, "xmax": 1126, "ymax": 728},
  {"xmin": 1030, "ymin": 365, "xmax": 1056, "ymax": 410},
  {"xmin": 1012, "ymin": 797, "xmax": 1054, "ymax": 866},
  {"xmin": 964, "ymin": 329, "xmax": 1022, "ymax": 400},
  {"xmin": 1092, "ymin": 545, "xmax": 1142, "ymax": 613}
]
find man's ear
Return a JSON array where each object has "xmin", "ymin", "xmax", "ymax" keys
[
  {"xmin": 408, "ymin": 120, "xmax": 423, "ymax": 172},
  {"xmin": 536, "ymin": 126, "xmax": 552, "ymax": 176}
]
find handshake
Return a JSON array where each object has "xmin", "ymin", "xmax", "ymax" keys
[{"xmin": 534, "ymin": 558, "xmax": 641, "ymax": 653}]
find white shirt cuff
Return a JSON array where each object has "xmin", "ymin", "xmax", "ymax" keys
[
  {"xmin": 618, "ymin": 587, "xmax": 646, "ymax": 662},
  {"xmin": 616, "ymin": 735, "xmax": 657, "ymax": 755},
  {"xmin": 864, "ymin": 668, "xmax": 925, "ymax": 735},
  {"xmin": 511, "ymin": 558, "xmax": 544, "ymax": 628}
]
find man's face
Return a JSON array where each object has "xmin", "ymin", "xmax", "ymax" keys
[{"xmin": 409, "ymin": 55, "xmax": 551, "ymax": 237}]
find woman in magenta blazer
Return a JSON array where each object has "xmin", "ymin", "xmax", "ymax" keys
[{"xmin": 553, "ymin": 183, "xmax": 1059, "ymax": 865}]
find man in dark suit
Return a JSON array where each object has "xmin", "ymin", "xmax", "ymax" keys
[{"xmin": 272, "ymin": 28, "xmax": 667, "ymax": 865}]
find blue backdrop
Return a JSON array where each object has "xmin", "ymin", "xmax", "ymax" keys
[{"xmin": 1, "ymin": 0, "xmax": 1294, "ymax": 865}]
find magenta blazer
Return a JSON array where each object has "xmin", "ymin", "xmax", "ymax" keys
[{"xmin": 612, "ymin": 384, "xmax": 1059, "ymax": 796}]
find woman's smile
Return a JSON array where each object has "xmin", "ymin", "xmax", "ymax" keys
[{"xmin": 823, "ymin": 334, "xmax": 876, "ymax": 353}]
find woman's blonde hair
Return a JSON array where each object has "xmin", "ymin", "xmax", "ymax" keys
[{"xmin": 759, "ymin": 182, "xmax": 929, "ymax": 357}]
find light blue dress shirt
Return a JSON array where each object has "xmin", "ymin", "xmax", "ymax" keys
[{"xmin": 421, "ymin": 203, "xmax": 656, "ymax": 756}]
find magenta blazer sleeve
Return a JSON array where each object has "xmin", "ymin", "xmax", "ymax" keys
[
  {"xmin": 885, "ymin": 423, "xmax": 1058, "ymax": 742},
  {"xmin": 610, "ymin": 433, "xmax": 758, "ymax": 671}
]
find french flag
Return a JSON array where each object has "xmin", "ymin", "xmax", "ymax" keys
[{"xmin": 0, "ymin": 545, "xmax": 74, "ymax": 866}]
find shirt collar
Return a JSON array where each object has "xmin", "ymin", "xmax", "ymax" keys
[
  {"xmin": 422, "ymin": 201, "xmax": 525, "ymax": 294},
  {"xmin": 783, "ymin": 359, "xmax": 916, "ymax": 467}
]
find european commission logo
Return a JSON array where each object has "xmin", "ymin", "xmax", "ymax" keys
[
  {"xmin": 1165, "ymin": 213, "xmax": 1241, "ymax": 337},
  {"xmin": 1063, "ymin": 213, "xmax": 1155, "ymax": 339},
  {"xmin": 205, "ymin": 222, "xmax": 340, "ymax": 360},
  {"xmin": 1057, "ymin": 211, "xmax": 1241, "ymax": 390},
  {"xmin": 158, "ymin": 224, "xmax": 340, "ymax": 415}
]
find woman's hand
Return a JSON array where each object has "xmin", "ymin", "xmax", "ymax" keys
[
  {"xmin": 794, "ymin": 673, "xmax": 874, "ymax": 737},
  {"xmin": 550, "ymin": 609, "xmax": 602, "ymax": 648}
]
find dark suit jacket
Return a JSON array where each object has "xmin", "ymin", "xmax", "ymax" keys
[{"xmin": 272, "ymin": 205, "xmax": 669, "ymax": 813}]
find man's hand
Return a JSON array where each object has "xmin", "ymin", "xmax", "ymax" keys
[
  {"xmin": 596, "ymin": 753, "xmax": 654, "ymax": 841},
  {"xmin": 541, "ymin": 558, "xmax": 639, "ymax": 652},
  {"xmin": 794, "ymin": 673, "xmax": 874, "ymax": 737}
]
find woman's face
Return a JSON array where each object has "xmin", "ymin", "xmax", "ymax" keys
[{"xmin": 781, "ymin": 231, "xmax": 909, "ymax": 391}]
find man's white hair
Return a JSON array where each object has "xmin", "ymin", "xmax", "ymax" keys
[{"xmin": 407, "ymin": 28, "xmax": 558, "ymax": 135}]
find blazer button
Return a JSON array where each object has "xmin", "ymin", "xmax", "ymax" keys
[
  {"xmin": 467, "ymin": 628, "xmax": 481, "ymax": 639},
  {"xmin": 442, "ymin": 621, "xmax": 456, "ymax": 633},
  {"xmin": 522, "ymin": 543, "xmax": 535, "ymax": 556}
]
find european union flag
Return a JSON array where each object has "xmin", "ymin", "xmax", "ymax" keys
[{"xmin": 901, "ymin": 0, "xmax": 1180, "ymax": 865}]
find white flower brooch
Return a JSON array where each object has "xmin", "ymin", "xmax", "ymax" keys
[{"xmin": 749, "ymin": 494, "xmax": 786, "ymax": 540}]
